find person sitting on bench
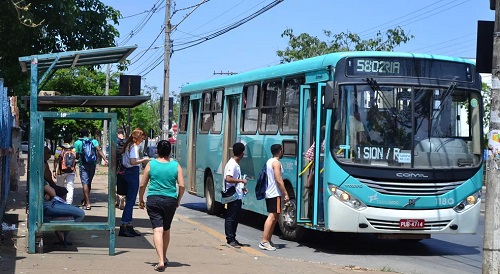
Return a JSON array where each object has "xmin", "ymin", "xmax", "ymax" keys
[{"xmin": 43, "ymin": 179, "xmax": 85, "ymax": 246}]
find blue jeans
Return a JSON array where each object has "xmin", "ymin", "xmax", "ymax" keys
[
  {"xmin": 121, "ymin": 166, "xmax": 140, "ymax": 225},
  {"xmin": 44, "ymin": 199, "xmax": 85, "ymax": 222},
  {"xmin": 224, "ymin": 199, "xmax": 242, "ymax": 243}
]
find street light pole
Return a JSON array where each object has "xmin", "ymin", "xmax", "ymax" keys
[
  {"xmin": 483, "ymin": 1, "xmax": 500, "ymax": 273},
  {"xmin": 162, "ymin": 0, "xmax": 171, "ymax": 140}
]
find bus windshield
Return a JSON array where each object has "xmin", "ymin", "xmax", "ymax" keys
[{"xmin": 332, "ymin": 84, "xmax": 482, "ymax": 169}]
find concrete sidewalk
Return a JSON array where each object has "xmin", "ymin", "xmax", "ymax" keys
[{"xmin": 0, "ymin": 164, "xmax": 392, "ymax": 274}]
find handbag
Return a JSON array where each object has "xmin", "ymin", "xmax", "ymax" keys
[{"xmin": 221, "ymin": 185, "xmax": 238, "ymax": 204}]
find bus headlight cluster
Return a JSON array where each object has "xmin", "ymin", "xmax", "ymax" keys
[
  {"xmin": 328, "ymin": 185, "xmax": 366, "ymax": 211},
  {"xmin": 453, "ymin": 190, "xmax": 481, "ymax": 213}
]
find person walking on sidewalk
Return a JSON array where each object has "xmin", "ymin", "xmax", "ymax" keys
[
  {"xmin": 119, "ymin": 128, "xmax": 150, "ymax": 237},
  {"xmin": 223, "ymin": 142, "xmax": 247, "ymax": 247},
  {"xmin": 53, "ymin": 133, "xmax": 77, "ymax": 205},
  {"xmin": 259, "ymin": 144, "xmax": 289, "ymax": 251},
  {"xmin": 116, "ymin": 128, "xmax": 127, "ymax": 210},
  {"xmin": 74, "ymin": 128, "xmax": 108, "ymax": 210},
  {"xmin": 138, "ymin": 140, "xmax": 185, "ymax": 272}
]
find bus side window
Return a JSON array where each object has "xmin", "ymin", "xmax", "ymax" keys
[
  {"xmin": 241, "ymin": 84, "xmax": 259, "ymax": 133},
  {"xmin": 200, "ymin": 91, "xmax": 213, "ymax": 133},
  {"xmin": 260, "ymin": 80, "xmax": 281, "ymax": 133}
]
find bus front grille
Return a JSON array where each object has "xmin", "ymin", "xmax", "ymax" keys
[
  {"xmin": 356, "ymin": 178, "xmax": 463, "ymax": 196},
  {"xmin": 366, "ymin": 218, "xmax": 451, "ymax": 231}
]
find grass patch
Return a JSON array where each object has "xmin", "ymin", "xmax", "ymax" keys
[{"xmin": 380, "ymin": 265, "xmax": 396, "ymax": 272}]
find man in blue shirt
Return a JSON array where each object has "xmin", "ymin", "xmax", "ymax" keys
[{"xmin": 73, "ymin": 128, "xmax": 108, "ymax": 210}]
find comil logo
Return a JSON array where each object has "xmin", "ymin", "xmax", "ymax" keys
[{"xmin": 396, "ymin": 172, "xmax": 428, "ymax": 178}]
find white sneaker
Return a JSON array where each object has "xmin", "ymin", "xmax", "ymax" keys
[{"xmin": 259, "ymin": 241, "xmax": 276, "ymax": 251}]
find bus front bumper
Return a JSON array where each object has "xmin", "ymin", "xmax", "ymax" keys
[{"xmin": 326, "ymin": 196, "xmax": 481, "ymax": 234}]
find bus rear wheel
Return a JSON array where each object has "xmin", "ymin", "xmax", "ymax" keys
[
  {"xmin": 205, "ymin": 175, "xmax": 223, "ymax": 215},
  {"xmin": 278, "ymin": 198, "xmax": 305, "ymax": 241}
]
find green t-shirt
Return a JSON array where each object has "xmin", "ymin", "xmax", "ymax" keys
[
  {"xmin": 147, "ymin": 159, "xmax": 179, "ymax": 199},
  {"xmin": 73, "ymin": 138, "xmax": 99, "ymax": 166}
]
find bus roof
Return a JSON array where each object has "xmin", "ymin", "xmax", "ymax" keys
[{"xmin": 180, "ymin": 51, "xmax": 476, "ymax": 94}]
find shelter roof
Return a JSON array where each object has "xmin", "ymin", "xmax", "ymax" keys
[
  {"xmin": 18, "ymin": 45, "xmax": 137, "ymax": 72},
  {"xmin": 21, "ymin": 95, "xmax": 149, "ymax": 108}
]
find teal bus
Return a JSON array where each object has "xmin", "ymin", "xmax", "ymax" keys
[{"xmin": 175, "ymin": 51, "xmax": 483, "ymax": 241}]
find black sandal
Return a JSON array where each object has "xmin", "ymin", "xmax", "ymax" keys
[{"xmin": 154, "ymin": 264, "xmax": 165, "ymax": 272}]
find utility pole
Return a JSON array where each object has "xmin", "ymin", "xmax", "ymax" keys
[
  {"xmin": 162, "ymin": 0, "xmax": 171, "ymax": 140},
  {"xmin": 483, "ymin": 1, "xmax": 500, "ymax": 273}
]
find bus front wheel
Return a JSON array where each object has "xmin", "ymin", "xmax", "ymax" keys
[
  {"xmin": 205, "ymin": 175, "xmax": 223, "ymax": 215},
  {"xmin": 278, "ymin": 198, "xmax": 305, "ymax": 241}
]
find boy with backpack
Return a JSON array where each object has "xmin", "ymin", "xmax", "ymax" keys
[
  {"xmin": 222, "ymin": 142, "xmax": 247, "ymax": 247},
  {"xmin": 53, "ymin": 133, "xmax": 77, "ymax": 204},
  {"xmin": 73, "ymin": 128, "xmax": 108, "ymax": 210},
  {"xmin": 259, "ymin": 144, "xmax": 289, "ymax": 251}
]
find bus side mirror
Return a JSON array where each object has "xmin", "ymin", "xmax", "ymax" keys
[{"xmin": 324, "ymin": 81, "xmax": 338, "ymax": 109}]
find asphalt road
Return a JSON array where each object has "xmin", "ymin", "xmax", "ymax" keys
[{"xmin": 178, "ymin": 193, "xmax": 484, "ymax": 274}]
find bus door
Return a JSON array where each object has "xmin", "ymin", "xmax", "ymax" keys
[
  {"xmin": 187, "ymin": 99, "xmax": 200, "ymax": 194},
  {"xmin": 297, "ymin": 85, "xmax": 314, "ymax": 224},
  {"xmin": 297, "ymin": 84, "xmax": 325, "ymax": 226},
  {"xmin": 222, "ymin": 95, "xmax": 239, "ymax": 170}
]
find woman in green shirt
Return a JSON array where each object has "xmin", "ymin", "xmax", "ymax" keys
[{"xmin": 139, "ymin": 140, "xmax": 185, "ymax": 272}]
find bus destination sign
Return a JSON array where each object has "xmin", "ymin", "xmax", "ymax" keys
[{"xmin": 345, "ymin": 57, "xmax": 473, "ymax": 82}]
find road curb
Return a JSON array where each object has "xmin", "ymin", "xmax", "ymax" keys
[{"xmin": 176, "ymin": 213, "xmax": 267, "ymax": 257}]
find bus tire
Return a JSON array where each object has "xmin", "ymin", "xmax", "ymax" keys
[
  {"xmin": 278, "ymin": 198, "xmax": 305, "ymax": 241},
  {"xmin": 205, "ymin": 175, "xmax": 223, "ymax": 215}
]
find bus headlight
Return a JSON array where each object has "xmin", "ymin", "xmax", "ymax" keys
[
  {"xmin": 328, "ymin": 185, "xmax": 366, "ymax": 211},
  {"xmin": 453, "ymin": 190, "xmax": 481, "ymax": 213}
]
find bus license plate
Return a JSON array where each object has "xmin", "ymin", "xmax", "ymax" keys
[{"xmin": 399, "ymin": 219, "xmax": 424, "ymax": 229}]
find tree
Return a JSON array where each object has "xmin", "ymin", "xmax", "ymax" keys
[
  {"xmin": 37, "ymin": 66, "xmax": 123, "ymax": 140},
  {"xmin": 277, "ymin": 27, "xmax": 414, "ymax": 63},
  {"xmin": 0, "ymin": 0, "xmax": 121, "ymax": 91}
]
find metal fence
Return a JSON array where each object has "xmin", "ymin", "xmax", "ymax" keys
[{"xmin": 0, "ymin": 79, "xmax": 12, "ymax": 225}]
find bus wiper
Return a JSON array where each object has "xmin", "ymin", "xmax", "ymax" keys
[
  {"xmin": 364, "ymin": 78, "xmax": 397, "ymax": 117},
  {"xmin": 365, "ymin": 78, "xmax": 380, "ymax": 93}
]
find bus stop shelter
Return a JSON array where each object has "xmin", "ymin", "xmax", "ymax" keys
[{"xmin": 18, "ymin": 46, "xmax": 150, "ymax": 255}]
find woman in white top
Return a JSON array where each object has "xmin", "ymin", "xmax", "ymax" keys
[{"xmin": 119, "ymin": 128, "xmax": 150, "ymax": 237}]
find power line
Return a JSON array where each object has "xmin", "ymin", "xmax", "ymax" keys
[
  {"xmin": 173, "ymin": 0, "xmax": 284, "ymax": 52},
  {"xmin": 130, "ymin": 26, "xmax": 165, "ymax": 65},
  {"xmin": 136, "ymin": 0, "xmax": 209, "ymax": 76},
  {"xmin": 357, "ymin": 0, "xmax": 447, "ymax": 36},
  {"xmin": 174, "ymin": 0, "xmax": 264, "ymax": 43},
  {"xmin": 172, "ymin": 0, "xmax": 211, "ymax": 15},
  {"xmin": 117, "ymin": 0, "xmax": 163, "ymax": 45},
  {"xmin": 360, "ymin": 0, "xmax": 471, "ymax": 40},
  {"xmin": 408, "ymin": 33, "xmax": 474, "ymax": 52}
]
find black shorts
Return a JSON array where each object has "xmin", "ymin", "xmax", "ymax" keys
[
  {"xmin": 265, "ymin": 196, "xmax": 281, "ymax": 214},
  {"xmin": 116, "ymin": 173, "xmax": 127, "ymax": 195},
  {"xmin": 146, "ymin": 195, "xmax": 178, "ymax": 230}
]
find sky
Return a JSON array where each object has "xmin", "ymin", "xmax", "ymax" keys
[{"xmin": 101, "ymin": 0, "xmax": 494, "ymax": 98}]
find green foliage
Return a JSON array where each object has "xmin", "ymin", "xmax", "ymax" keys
[
  {"xmin": 37, "ymin": 66, "xmax": 122, "ymax": 140},
  {"xmin": 482, "ymin": 82, "xmax": 491, "ymax": 132},
  {"xmin": 132, "ymin": 84, "xmax": 161, "ymax": 136},
  {"xmin": 0, "ymin": 0, "xmax": 121, "ymax": 91},
  {"xmin": 277, "ymin": 27, "xmax": 414, "ymax": 63}
]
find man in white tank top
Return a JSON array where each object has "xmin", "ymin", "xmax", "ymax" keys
[{"xmin": 259, "ymin": 144, "xmax": 289, "ymax": 251}]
